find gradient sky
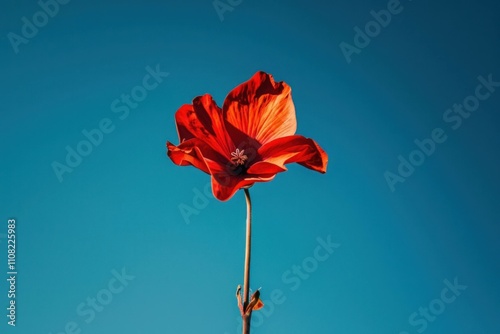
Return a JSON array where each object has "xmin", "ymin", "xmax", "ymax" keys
[{"xmin": 1, "ymin": 0, "xmax": 499, "ymax": 333}]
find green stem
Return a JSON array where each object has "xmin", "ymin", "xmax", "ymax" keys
[{"xmin": 242, "ymin": 188, "xmax": 252, "ymax": 334}]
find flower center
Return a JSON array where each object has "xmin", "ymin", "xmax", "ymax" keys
[{"xmin": 231, "ymin": 148, "xmax": 248, "ymax": 166}]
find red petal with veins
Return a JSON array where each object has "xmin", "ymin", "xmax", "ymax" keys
[
  {"xmin": 223, "ymin": 71, "xmax": 297, "ymax": 145},
  {"xmin": 167, "ymin": 139, "xmax": 221, "ymax": 175},
  {"xmin": 211, "ymin": 173, "xmax": 276, "ymax": 202},
  {"xmin": 248, "ymin": 135, "xmax": 328, "ymax": 175},
  {"xmin": 174, "ymin": 95, "xmax": 234, "ymax": 159}
]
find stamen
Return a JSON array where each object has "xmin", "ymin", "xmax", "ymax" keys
[{"xmin": 231, "ymin": 148, "xmax": 248, "ymax": 166}]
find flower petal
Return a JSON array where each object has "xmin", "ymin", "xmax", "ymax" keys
[
  {"xmin": 174, "ymin": 95, "xmax": 234, "ymax": 159},
  {"xmin": 211, "ymin": 173, "xmax": 276, "ymax": 201},
  {"xmin": 223, "ymin": 71, "xmax": 297, "ymax": 145},
  {"xmin": 167, "ymin": 138, "xmax": 227, "ymax": 175},
  {"xmin": 247, "ymin": 135, "xmax": 328, "ymax": 175}
]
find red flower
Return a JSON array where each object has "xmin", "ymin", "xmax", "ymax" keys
[{"xmin": 166, "ymin": 71, "xmax": 328, "ymax": 201}]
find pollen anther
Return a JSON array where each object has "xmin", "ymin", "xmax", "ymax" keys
[{"xmin": 231, "ymin": 149, "xmax": 248, "ymax": 166}]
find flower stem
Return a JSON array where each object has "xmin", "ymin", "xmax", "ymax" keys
[{"xmin": 242, "ymin": 188, "xmax": 252, "ymax": 334}]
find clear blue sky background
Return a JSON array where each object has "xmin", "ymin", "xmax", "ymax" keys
[{"xmin": 1, "ymin": 0, "xmax": 499, "ymax": 333}]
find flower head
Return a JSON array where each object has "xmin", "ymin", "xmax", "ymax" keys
[{"xmin": 167, "ymin": 71, "xmax": 328, "ymax": 201}]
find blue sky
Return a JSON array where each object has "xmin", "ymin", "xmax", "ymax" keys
[{"xmin": 1, "ymin": 0, "xmax": 499, "ymax": 333}]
